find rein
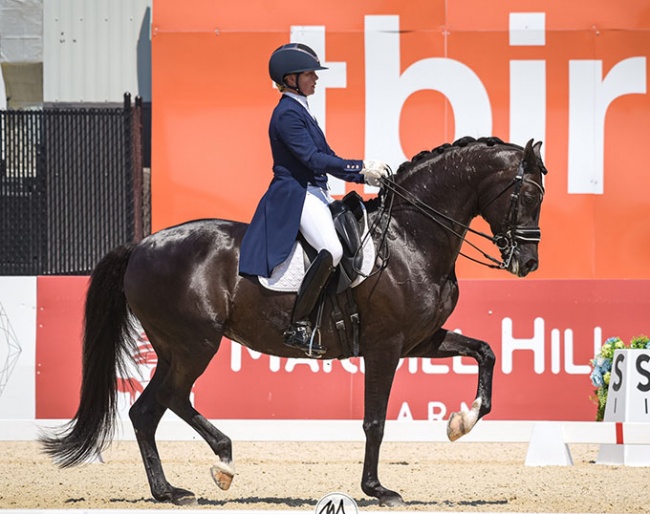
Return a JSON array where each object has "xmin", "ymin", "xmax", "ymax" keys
[{"xmin": 378, "ymin": 159, "xmax": 543, "ymax": 270}]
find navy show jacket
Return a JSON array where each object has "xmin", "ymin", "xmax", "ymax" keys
[{"xmin": 238, "ymin": 94, "xmax": 364, "ymax": 278}]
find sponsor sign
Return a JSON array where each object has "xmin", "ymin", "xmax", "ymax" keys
[
  {"xmin": 34, "ymin": 277, "xmax": 650, "ymax": 421},
  {"xmin": 151, "ymin": 0, "xmax": 650, "ymax": 280}
]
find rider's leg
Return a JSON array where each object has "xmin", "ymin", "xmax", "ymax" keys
[
  {"xmin": 283, "ymin": 187, "xmax": 342, "ymax": 355},
  {"xmin": 300, "ymin": 186, "xmax": 343, "ymax": 266}
]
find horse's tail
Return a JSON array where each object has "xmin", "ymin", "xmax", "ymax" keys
[{"xmin": 40, "ymin": 243, "xmax": 138, "ymax": 467}]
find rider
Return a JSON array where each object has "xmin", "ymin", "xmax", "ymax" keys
[{"xmin": 239, "ymin": 43, "xmax": 389, "ymax": 356}]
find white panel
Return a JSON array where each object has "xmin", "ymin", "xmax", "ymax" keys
[
  {"xmin": 0, "ymin": 0, "xmax": 43, "ymax": 63},
  {"xmin": 509, "ymin": 12, "xmax": 545, "ymax": 47},
  {"xmin": 44, "ymin": 0, "xmax": 151, "ymax": 102},
  {"xmin": 0, "ymin": 277, "xmax": 36, "ymax": 420},
  {"xmin": 509, "ymin": 60, "xmax": 546, "ymax": 153}
]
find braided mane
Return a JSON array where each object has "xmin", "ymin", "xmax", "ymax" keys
[{"xmin": 395, "ymin": 136, "xmax": 522, "ymax": 175}]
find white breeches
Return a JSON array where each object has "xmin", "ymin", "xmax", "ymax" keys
[{"xmin": 299, "ymin": 186, "xmax": 343, "ymax": 266}]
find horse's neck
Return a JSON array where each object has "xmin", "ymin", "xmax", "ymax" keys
[
  {"xmin": 384, "ymin": 146, "xmax": 510, "ymax": 265},
  {"xmin": 397, "ymin": 149, "xmax": 492, "ymax": 224}
]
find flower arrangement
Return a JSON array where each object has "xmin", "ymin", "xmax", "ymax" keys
[{"xmin": 590, "ymin": 335, "xmax": 650, "ymax": 421}]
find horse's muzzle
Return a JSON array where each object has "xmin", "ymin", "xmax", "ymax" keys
[{"xmin": 512, "ymin": 254, "xmax": 538, "ymax": 277}]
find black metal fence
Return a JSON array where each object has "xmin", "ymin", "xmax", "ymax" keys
[{"xmin": 0, "ymin": 93, "xmax": 148, "ymax": 275}]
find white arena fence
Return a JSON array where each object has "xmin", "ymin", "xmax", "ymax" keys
[{"xmin": 1, "ymin": 418, "xmax": 647, "ymax": 445}]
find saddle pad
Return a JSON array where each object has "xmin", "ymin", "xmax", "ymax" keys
[{"xmin": 258, "ymin": 226, "xmax": 376, "ymax": 293}]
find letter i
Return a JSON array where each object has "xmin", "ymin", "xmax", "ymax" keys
[{"xmin": 509, "ymin": 12, "xmax": 546, "ymax": 150}]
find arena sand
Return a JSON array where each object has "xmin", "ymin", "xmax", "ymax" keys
[{"xmin": 0, "ymin": 441, "xmax": 646, "ymax": 512}]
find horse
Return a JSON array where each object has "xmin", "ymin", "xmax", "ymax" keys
[{"xmin": 40, "ymin": 136, "xmax": 548, "ymax": 507}]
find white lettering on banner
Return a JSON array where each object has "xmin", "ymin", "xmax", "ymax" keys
[
  {"xmin": 285, "ymin": 357, "xmax": 320, "ymax": 373},
  {"xmin": 428, "ymin": 401, "xmax": 446, "ymax": 420},
  {"xmin": 230, "ymin": 343, "xmax": 263, "ymax": 372},
  {"xmin": 364, "ymin": 15, "xmax": 492, "ymax": 180},
  {"xmin": 230, "ymin": 340, "xmax": 366, "ymax": 373},
  {"xmin": 568, "ymin": 57, "xmax": 647, "ymax": 194},
  {"xmin": 409, "ymin": 357, "xmax": 449, "ymax": 374},
  {"xmin": 502, "ymin": 317, "xmax": 545, "ymax": 374},
  {"xmin": 395, "ymin": 401, "xmax": 476, "ymax": 421},
  {"xmin": 509, "ymin": 13, "xmax": 546, "ymax": 153},
  {"xmin": 397, "ymin": 402, "xmax": 413, "ymax": 420},
  {"xmin": 504, "ymin": 319, "xmax": 603, "ymax": 375},
  {"xmin": 562, "ymin": 328, "xmax": 591, "ymax": 375},
  {"xmin": 290, "ymin": 15, "xmax": 646, "ymax": 197},
  {"xmin": 229, "ymin": 321, "xmax": 602, "ymax": 376},
  {"xmin": 510, "ymin": 60, "xmax": 546, "ymax": 155}
]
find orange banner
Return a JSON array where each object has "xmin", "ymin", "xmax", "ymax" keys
[{"xmin": 151, "ymin": 0, "xmax": 650, "ymax": 279}]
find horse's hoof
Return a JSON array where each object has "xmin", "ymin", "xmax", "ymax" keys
[
  {"xmin": 171, "ymin": 488, "xmax": 197, "ymax": 506},
  {"xmin": 447, "ymin": 411, "xmax": 465, "ymax": 441},
  {"xmin": 379, "ymin": 492, "xmax": 405, "ymax": 507},
  {"xmin": 210, "ymin": 460, "xmax": 235, "ymax": 490}
]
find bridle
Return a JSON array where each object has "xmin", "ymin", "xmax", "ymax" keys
[
  {"xmin": 373, "ymin": 157, "xmax": 545, "ymax": 270},
  {"xmin": 479, "ymin": 160, "xmax": 545, "ymax": 268}
]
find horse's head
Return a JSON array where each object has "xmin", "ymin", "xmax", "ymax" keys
[{"xmin": 480, "ymin": 139, "xmax": 547, "ymax": 277}]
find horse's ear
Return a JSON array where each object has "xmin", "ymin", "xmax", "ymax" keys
[{"xmin": 523, "ymin": 139, "xmax": 547, "ymax": 175}]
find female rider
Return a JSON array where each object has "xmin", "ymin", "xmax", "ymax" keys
[{"xmin": 239, "ymin": 43, "xmax": 388, "ymax": 356}]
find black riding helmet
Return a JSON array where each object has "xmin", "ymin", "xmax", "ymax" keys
[{"xmin": 269, "ymin": 43, "xmax": 328, "ymax": 95}]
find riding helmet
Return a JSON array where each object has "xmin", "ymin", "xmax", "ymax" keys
[{"xmin": 268, "ymin": 43, "xmax": 328, "ymax": 87}]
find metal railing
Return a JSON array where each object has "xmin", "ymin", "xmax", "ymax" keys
[{"xmin": 0, "ymin": 93, "xmax": 148, "ymax": 275}]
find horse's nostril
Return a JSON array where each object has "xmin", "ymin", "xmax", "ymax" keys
[{"xmin": 526, "ymin": 258, "xmax": 538, "ymax": 273}]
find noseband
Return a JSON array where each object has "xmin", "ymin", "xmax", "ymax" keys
[{"xmin": 378, "ymin": 158, "xmax": 544, "ymax": 270}]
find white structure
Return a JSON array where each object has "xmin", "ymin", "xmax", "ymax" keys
[
  {"xmin": 43, "ymin": 0, "xmax": 151, "ymax": 103},
  {"xmin": 597, "ymin": 349, "xmax": 650, "ymax": 466},
  {"xmin": 0, "ymin": 0, "xmax": 151, "ymax": 106}
]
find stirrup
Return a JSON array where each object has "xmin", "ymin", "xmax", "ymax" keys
[{"xmin": 283, "ymin": 321, "xmax": 326, "ymax": 357}]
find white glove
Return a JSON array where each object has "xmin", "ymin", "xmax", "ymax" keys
[{"xmin": 361, "ymin": 160, "xmax": 389, "ymax": 187}]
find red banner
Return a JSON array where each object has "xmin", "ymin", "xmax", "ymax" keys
[{"xmin": 35, "ymin": 277, "xmax": 650, "ymax": 421}]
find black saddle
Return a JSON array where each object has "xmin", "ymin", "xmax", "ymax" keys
[{"xmin": 300, "ymin": 191, "xmax": 367, "ymax": 294}]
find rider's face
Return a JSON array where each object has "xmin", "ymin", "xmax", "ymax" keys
[
  {"xmin": 286, "ymin": 71, "xmax": 318, "ymax": 96},
  {"xmin": 298, "ymin": 71, "xmax": 318, "ymax": 96}
]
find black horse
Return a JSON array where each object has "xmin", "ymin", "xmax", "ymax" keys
[{"xmin": 41, "ymin": 136, "xmax": 547, "ymax": 507}]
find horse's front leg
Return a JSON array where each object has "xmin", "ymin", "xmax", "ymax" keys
[
  {"xmin": 361, "ymin": 347, "xmax": 405, "ymax": 507},
  {"xmin": 406, "ymin": 329, "xmax": 495, "ymax": 441}
]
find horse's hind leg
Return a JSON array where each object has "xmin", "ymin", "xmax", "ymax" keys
[
  {"xmin": 154, "ymin": 340, "xmax": 235, "ymax": 490},
  {"xmin": 129, "ymin": 359, "xmax": 196, "ymax": 505},
  {"xmin": 407, "ymin": 329, "xmax": 495, "ymax": 440},
  {"xmin": 129, "ymin": 345, "xmax": 234, "ymax": 505}
]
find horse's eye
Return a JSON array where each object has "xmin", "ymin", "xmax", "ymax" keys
[{"xmin": 522, "ymin": 194, "xmax": 537, "ymax": 206}]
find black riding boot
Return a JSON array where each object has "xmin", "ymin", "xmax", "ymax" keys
[{"xmin": 284, "ymin": 249, "xmax": 334, "ymax": 356}]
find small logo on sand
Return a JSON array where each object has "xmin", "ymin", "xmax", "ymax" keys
[{"xmin": 315, "ymin": 492, "xmax": 359, "ymax": 514}]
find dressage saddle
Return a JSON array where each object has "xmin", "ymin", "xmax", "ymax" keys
[{"xmin": 300, "ymin": 190, "xmax": 366, "ymax": 294}]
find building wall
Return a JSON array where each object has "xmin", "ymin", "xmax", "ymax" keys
[
  {"xmin": 43, "ymin": 0, "xmax": 151, "ymax": 103},
  {"xmin": 0, "ymin": 0, "xmax": 43, "ymax": 108}
]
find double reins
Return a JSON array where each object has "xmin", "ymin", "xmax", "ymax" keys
[{"xmin": 375, "ymin": 158, "xmax": 544, "ymax": 270}]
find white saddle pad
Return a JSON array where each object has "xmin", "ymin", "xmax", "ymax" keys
[{"xmin": 258, "ymin": 221, "xmax": 376, "ymax": 293}]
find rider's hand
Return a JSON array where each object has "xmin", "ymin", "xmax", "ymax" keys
[{"xmin": 362, "ymin": 160, "xmax": 389, "ymax": 187}]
